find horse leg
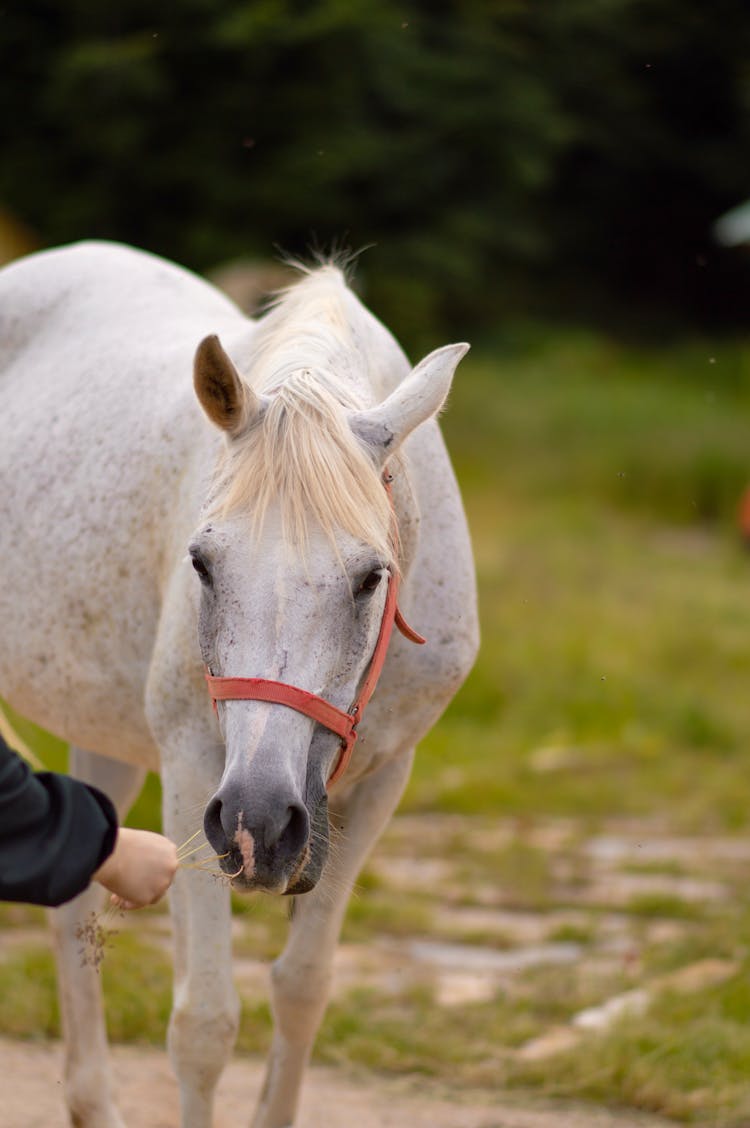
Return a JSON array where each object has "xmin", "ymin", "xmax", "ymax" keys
[
  {"xmin": 162, "ymin": 758, "xmax": 240, "ymax": 1128},
  {"xmin": 49, "ymin": 748, "xmax": 146, "ymax": 1128},
  {"xmin": 251, "ymin": 749, "xmax": 415, "ymax": 1128}
]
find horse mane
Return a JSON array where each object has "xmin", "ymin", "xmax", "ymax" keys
[{"xmin": 209, "ymin": 263, "xmax": 398, "ymax": 563}]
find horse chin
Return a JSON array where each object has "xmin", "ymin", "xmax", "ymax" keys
[{"xmin": 230, "ymin": 873, "xmax": 287, "ymax": 896}]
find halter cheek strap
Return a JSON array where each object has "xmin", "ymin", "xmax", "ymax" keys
[{"xmin": 204, "ymin": 473, "xmax": 425, "ymax": 788}]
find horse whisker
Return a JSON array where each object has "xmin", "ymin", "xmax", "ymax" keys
[
  {"xmin": 178, "ymin": 848, "xmax": 230, "ymax": 867},
  {"xmin": 175, "ymin": 828, "xmax": 205, "ymax": 853},
  {"xmin": 176, "ymin": 842, "xmax": 215, "ymax": 863}
]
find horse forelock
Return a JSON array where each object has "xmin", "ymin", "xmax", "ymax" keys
[{"xmin": 208, "ymin": 266, "xmax": 398, "ymax": 563}]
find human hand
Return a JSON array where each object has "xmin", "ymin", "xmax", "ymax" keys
[{"xmin": 93, "ymin": 827, "xmax": 179, "ymax": 909}]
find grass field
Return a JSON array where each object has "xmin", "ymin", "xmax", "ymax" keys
[
  {"xmin": 3, "ymin": 324, "xmax": 750, "ymax": 1125},
  {"xmin": 409, "ymin": 326, "xmax": 750, "ymax": 830}
]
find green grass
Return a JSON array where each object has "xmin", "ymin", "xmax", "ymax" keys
[
  {"xmin": 624, "ymin": 894, "xmax": 708, "ymax": 922},
  {"xmin": 405, "ymin": 328, "xmax": 750, "ymax": 831},
  {"xmin": 342, "ymin": 887, "xmax": 436, "ymax": 942},
  {"xmin": 0, "ymin": 947, "xmax": 60, "ymax": 1038},
  {"xmin": 456, "ymin": 839, "xmax": 554, "ymax": 910},
  {"xmin": 102, "ymin": 932, "xmax": 173, "ymax": 1043},
  {"xmin": 0, "ymin": 934, "xmax": 174, "ymax": 1044},
  {"xmin": 317, "ymin": 984, "xmax": 539, "ymax": 1073},
  {"xmin": 510, "ymin": 974, "xmax": 750, "ymax": 1126}
]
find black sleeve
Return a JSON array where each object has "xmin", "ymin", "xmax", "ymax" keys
[{"xmin": 0, "ymin": 733, "xmax": 118, "ymax": 907}]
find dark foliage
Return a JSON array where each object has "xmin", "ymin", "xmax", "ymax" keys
[{"xmin": 0, "ymin": 0, "xmax": 748, "ymax": 344}]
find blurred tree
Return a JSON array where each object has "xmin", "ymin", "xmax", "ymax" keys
[
  {"xmin": 535, "ymin": 0, "xmax": 750, "ymax": 327},
  {"xmin": 0, "ymin": 0, "xmax": 747, "ymax": 344}
]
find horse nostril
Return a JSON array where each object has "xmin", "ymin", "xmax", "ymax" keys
[
  {"xmin": 203, "ymin": 795, "xmax": 225, "ymax": 852},
  {"xmin": 265, "ymin": 802, "xmax": 309, "ymax": 857}
]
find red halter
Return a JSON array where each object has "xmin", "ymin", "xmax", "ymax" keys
[{"xmin": 204, "ymin": 479, "xmax": 425, "ymax": 788}]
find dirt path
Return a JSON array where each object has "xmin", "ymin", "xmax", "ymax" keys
[{"xmin": 0, "ymin": 1037, "xmax": 676, "ymax": 1128}]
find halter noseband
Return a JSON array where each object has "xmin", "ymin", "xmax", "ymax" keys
[{"xmin": 204, "ymin": 475, "xmax": 425, "ymax": 789}]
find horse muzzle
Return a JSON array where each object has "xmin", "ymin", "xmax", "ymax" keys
[{"xmin": 203, "ymin": 779, "xmax": 327, "ymax": 894}]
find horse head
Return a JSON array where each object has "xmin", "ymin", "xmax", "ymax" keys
[{"xmin": 190, "ymin": 331, "xmax": 468, "ymax": 895}]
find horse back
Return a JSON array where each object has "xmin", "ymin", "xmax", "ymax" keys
[{"xmin": 0, "ymin": 242, "xmax": 247, "ymax": 763}]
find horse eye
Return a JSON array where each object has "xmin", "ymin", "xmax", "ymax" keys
[
  {"xmin": 191, "ymin": 553, "xmax": 211, "ymax": 584},
  {"xmin": 357, "ymin": 569, "xmax": 383, "ymax": 596}
]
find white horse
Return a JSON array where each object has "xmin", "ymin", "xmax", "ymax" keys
[{"xmin": 0, "ymin": 241, "xmax": 478, "ymax": 1128}]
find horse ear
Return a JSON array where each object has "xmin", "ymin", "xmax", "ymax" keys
[
  {"xmin": 349, "ymin": 342, "xmax": 470, "ymax": 462},
  {"xmin": 193, "ymin": 334, "xmax": 261, "ymax": 437}
]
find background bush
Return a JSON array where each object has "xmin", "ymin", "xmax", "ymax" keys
[{"xmin": 1, "ymin": 0, "xmax": 749, "ymax": 346}]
